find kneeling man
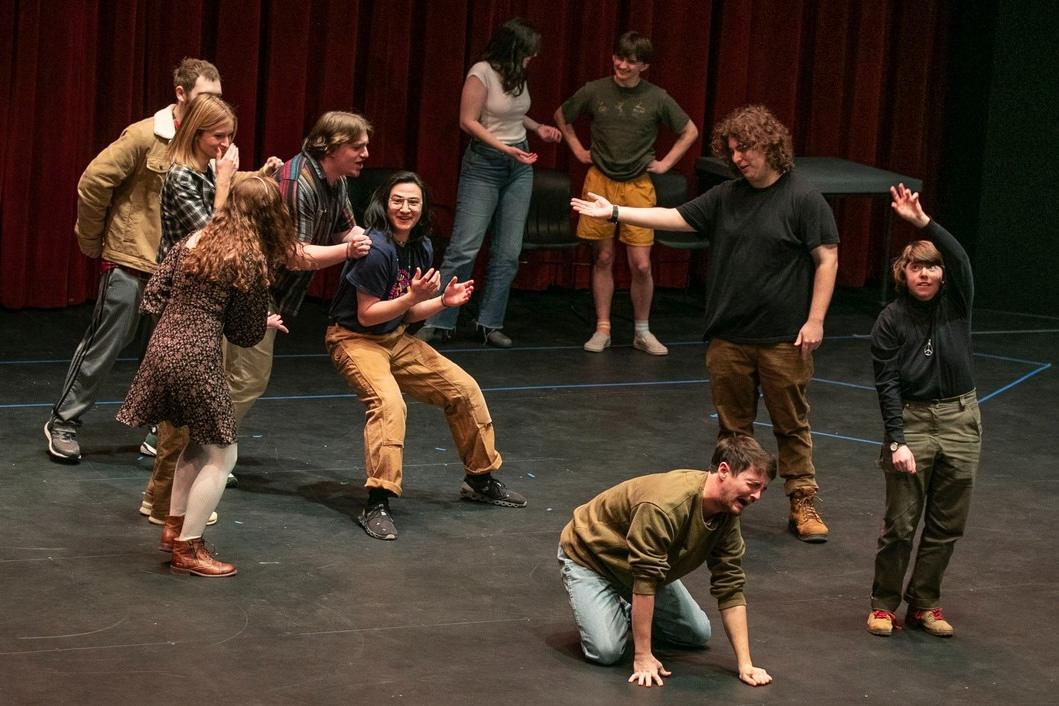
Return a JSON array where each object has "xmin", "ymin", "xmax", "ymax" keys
[{"xmin": 558, "ymin": 434, "xmax": 774, "ymax": 687}]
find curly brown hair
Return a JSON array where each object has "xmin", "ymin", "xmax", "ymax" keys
[
  {"xmin": 711, "ymin": 104, "xmax": 794, "ymax": 175},
  {"xmin": 891, "ymin": 240, "xmax": 944, "ymax": 293},
  {"xmin": 184, "ymin": 177, "xmax": 298, "ymax": 292}
]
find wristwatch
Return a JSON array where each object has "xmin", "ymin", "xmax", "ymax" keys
[
  {"xmin": 608, "ymin": 205, "xmax": 620, "ymax": 223},
  {"xmin": 889, "ymin": 441, "xmax": 904, "ymax": 452}
]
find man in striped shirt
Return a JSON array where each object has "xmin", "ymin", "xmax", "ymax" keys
[{"xmin": 222, "ymin": 112, "xmax": 373, "ymax": 434}]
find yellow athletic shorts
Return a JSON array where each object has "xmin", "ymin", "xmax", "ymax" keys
[{"xmin": 576, "ymin": 167, "xmax": 657, "ymax": 246}]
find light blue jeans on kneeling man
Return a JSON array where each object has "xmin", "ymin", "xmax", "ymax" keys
[
  {"xmin": 557, "ymin": 545, "xmax": 711, "ymax": 665},
  {"xmin": 427, "ymin": 140, "xmax": 533, "ymax": 331}
]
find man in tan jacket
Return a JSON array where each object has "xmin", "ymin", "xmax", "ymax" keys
[
  {"xmin": 45, "ymin": 58, "xmax": 222, "ymax": 462},
  {"xmin": 558, "ymin": 434, "xmax": 775, "ymax": 688}
]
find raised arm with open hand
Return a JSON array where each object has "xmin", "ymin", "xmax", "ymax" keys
[{"xmin": 890, "ymin": 183, "xmax": 931, "ymax": 229}]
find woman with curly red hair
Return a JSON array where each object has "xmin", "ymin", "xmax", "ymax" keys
[{"xmin": 118, "ymin": 177, "xmax": 296, "ymax": 577}]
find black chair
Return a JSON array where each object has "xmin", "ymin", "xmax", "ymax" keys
[
  {"xmin": 520, "ymin": 167, "xmax": 587, "ymax": 283},
  {"xmin": 520, "ymin": 168, "xmax": 590, "ymax": 320},
  {"xmin": 521, "ymin": 168, "xmax": 582, "ymax": 253},
  {"xmin": 649, "ymin": 171, "xmax": 708, "ymax": 251}
]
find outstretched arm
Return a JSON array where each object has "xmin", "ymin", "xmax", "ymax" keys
[
  {"xmin": 288, "ymin": 238, "xmax": 369, "ymax": 272},
  {"xmin": 572, "ymin": 192, "xmax": 694, "ymax": 231},
  {"xmin": 720, "ymin": 605, "xmax": 772, "ymax": 687}
]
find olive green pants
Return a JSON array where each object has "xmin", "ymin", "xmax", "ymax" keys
[{"xmin": 871, "ymin": 391, "xmax": 981, "ymax": 612}]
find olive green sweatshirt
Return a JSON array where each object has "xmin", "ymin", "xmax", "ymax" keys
[{"xmin": 560, "ymin": 470, "xmax": 747, "ymax": 610}]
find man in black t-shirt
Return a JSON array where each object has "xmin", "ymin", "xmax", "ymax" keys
[{"xmin": 572, "ymin": 105, "xmax": 839, "ymax": 543}]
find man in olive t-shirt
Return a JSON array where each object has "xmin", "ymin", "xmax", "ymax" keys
[{"xmin": 555, "ymin": 31, "xmax": 699, "ymax": 357}]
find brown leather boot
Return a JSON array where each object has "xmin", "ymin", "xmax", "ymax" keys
[
  {"xmin": 159, "ymin": 515, "xmax": 183, "ymax": 552},
  {"xmin": 788, "ymin": 490, "xmax": 829, "ymax": 542},
  {"xmin": 170, "ymin": 537, "xmax": 237, "ymax": 577}
]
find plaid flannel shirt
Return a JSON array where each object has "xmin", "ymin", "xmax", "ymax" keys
[
  {"xmin": 272, "ymin": 152, "xmax": 355, "ymax": 317},
  {"xmin": 159, "ymin": 164, "xmax": 216, "ymax": 261}
]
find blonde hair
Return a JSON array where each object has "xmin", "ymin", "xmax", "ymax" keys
[
  {"xmin": 167, "ymin": 94, "xmax": 237, "ymax": 168},
  {"xmin": 302, "ymin": 111, "xmax": 373, "ymax": 160},
  {"xmin": 184, "ymin": 178, "xmax": 298, "ymax": 292}
]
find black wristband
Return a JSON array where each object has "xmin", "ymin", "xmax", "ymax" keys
[{"xmin": 608, "ymin": 205, "xmax": 620, "ymax": 223}]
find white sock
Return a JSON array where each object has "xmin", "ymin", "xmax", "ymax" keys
[{"xmin": 634, "ymin": 320, "xmax": 650, "ymax": 336}]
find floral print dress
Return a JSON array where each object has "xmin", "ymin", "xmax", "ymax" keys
[{"xmin": 117, "ymin": 237, "xmax": 267, "ymax": 445}]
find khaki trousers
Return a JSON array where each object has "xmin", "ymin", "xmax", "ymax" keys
[{"xmin": 325, "ymin": 324, "xmax": 502, "ymax": 495}]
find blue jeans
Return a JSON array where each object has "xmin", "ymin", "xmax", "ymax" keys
[
  {"xmin": 557, "ymin": 546, "xmax": 711, "ymax": 665},
  {"xmin": 427, "ymin": 140, "xmax": 533, "ymax": 331}
]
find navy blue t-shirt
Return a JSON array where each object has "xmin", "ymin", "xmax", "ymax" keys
[{"xmin": 329, "ymin": 228, "xmax": 434, "ymax": 334}]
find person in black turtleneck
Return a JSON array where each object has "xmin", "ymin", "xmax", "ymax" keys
[{"xmin": 866, "ymin": 184, "xmax": 981, "ymax": 639}]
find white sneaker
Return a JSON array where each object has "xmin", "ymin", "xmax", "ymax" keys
[
  {"xmin": 583, "ymin": 331, "xmax": 611, "ymax": 353},
  {"xmin": 633, "ymin": 332, "xmax": 669, "ymax": 356}
]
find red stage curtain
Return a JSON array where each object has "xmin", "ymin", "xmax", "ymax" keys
[{"xmin": 0, "ymin": 0, "xmax": 950, "ymax": 309}]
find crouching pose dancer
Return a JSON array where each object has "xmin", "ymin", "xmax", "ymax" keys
[
  {"xmin": 867, "ymin": 184, "xmax": 981, "ymax": 638},
  {"xmin": 325, "ymin": 171, "xmax": 527, "ymax": 541},
  {"xmin": 558, "ymin": 434, "xmax": 774, "ymax": 688},
  {"xmin": 117, "ymin": 178, "xmax": 296, "ymax": 576}
]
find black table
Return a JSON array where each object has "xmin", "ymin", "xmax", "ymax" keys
[{"xmin": 696, "ymin": 156, "xmax": 923, "ymax": 303}]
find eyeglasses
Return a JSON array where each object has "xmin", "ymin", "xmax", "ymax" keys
[{"xmin": 389, "ymin": 197, "xmax": 423, "ymax": 209}]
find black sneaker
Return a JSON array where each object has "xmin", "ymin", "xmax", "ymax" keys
[
  {"xmin": 358, "ymin": 503, "xmax": 398, "ymax": 540},
  {"xmin": 460, "ymin": 476, "xmax": 527, "ymax": 508},
  {"xmin": 44, "ymin": 419, "xmax": 81, "ymax": 463}
]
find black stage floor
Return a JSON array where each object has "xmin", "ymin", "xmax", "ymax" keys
[{"xmin": 2, "ymin": 288, "xmax": 1057, "ymax": 704}]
